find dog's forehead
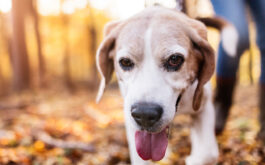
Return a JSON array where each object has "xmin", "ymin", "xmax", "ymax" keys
[
  {"xmin": 116, "ymin": 8, "xmax": 191, "ymax": 59},
  {"xmin": 116, "ymin": 19, "xmax": 148, "ymax": 57},
  {"xmin": 151, "ymin": 21, "xmax": 190, "ymax": 57}
]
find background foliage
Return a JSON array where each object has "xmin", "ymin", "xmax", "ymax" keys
[{"xmin": 0, "ymin": 0, "xmax": 264, "ymax": 164}]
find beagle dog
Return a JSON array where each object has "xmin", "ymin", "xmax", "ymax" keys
[{"xmin": 96, "ymin": 6, "xmax": 237, "ymax": 165}]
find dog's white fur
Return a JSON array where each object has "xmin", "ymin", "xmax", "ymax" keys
[{"xmin": 96, "ymin": 7, "xmax": 219, "ymax": 165}]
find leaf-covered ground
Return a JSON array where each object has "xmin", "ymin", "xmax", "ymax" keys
[{"xmin": 0, "ymin": 84, "xmax": 264, "ymax": 165}]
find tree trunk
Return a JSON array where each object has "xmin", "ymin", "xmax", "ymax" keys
[
  {"xmin": 0, "ymin": 65, "xmax": 5, "ymax": 96},
  {"xmin": 88, "ymin": 25, "xmax": 98, "ymax": 87},
  {"xmin": 60, "ymin": 0, "xmax": 73, "ymax": 89},
  {"xmin": 62, "ymin": 18, "xmax": 73, "ymax": 89},
  {"xmin": 87, "ymin": 5, "xmax": 99, "ymax": 88},
  {"xmin": 11, "ymin": 0, "xmax": 31, "ymax": 91},
  {"xmin": 0, "ymin": 14, "xmax": 12, "ymax": 64},
  {"xmin": 62, "ymin": 15, "xmax": 74, "ymax": 90},
  {"xmin": 0, "ymin": 13, "xmax": 11, "ymax": 95},
  {"xmin": 30, "ymin": 0, "xmax": 46, "ymax": 87}
]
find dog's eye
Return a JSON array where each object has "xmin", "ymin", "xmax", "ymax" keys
[
  {"xmin": 164, "ymin": 54, "xmax": 184, "ymax": 71},
  {"xmin": 119, "ymin": 58, "xmax": 134, "ymax": 71}
]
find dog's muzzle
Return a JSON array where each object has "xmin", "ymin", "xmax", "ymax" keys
[
  {"xmin": 131, "ymin": 102, "xmax": 163, "ymax": 129},
  {"xmin": 131, "ymin": 102, "xmax": 168, "ymax": 161}
]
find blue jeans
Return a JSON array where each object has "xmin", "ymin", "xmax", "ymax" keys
[{"xmin": 211, "ymin": 0, "xmax": 265, "ymax": 84}]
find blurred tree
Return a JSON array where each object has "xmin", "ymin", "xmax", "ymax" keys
[
  {"xmin": 10, "ymin": 0, "xmax": 31, "ymax": 91},
  {"xmin": 63, "ymin": 16, "xmax": 73, "ymax": 89},
  {"xmin": 0, "ymin": 13, "xmax": 12, "ymax": 61},
  {"xmin": 60, "ymin": 0, "xmax": 74, "ymax": 90},
  {"xmin": 29, "ymin": 0, "xmax": 46, "ymax": 87},
  {"xmin": 0, "ymin": 13, "xmax": 11, "ymax": 95},
  {"xmin": 0, "ymin": 65, "xmax": 5, "ymax": 96},
  {"xmin": 87, "ymin": 5, "xmax": 99, "ymax": 88}
]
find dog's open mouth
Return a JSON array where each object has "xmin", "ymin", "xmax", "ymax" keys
[
  {"xmin": 135, "ymin": 126, "xmax": 169, "ymax": 161},
  {"xmin": 134, "ymin": 94, "xmax": 181, "ymax": 161}
]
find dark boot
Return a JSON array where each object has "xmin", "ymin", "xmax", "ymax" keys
[
  {"xmin": 257, "ymin": 84, "xmax": 265, "ymax": 142},
  {"xmin": 214, "ymin": 77, "xmax": 236, "ymax": 135}
]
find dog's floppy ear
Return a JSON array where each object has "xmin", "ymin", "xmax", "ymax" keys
[
  {"xmin": 96, "ymin": 21, "xmax": 121, "ymax": 102},
  {"xmin": 185, "ymin": 20, "xmax": 215, "ymax": 111}
]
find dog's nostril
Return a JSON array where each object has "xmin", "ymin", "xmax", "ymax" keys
[
  {"xmin": 131, "ymin": 108, "xmax": 140, "ymax": 117},
  {"xmin": 132, "ymin": 114, "xmax": 141, "ymax": 121},
  {"xmin": 131, "ymin": 102, "xmax": 163, "ymax": 128}
]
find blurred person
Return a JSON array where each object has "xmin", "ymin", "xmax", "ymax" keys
[{"xmin": 211, "ymin": 0, "xmax": 265, "ymax": 140}]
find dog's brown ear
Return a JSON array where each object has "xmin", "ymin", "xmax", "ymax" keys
[
  {"xmin": 186, "ymin": 20, "xmax": 215, "ymax": 111},
  {"xmin": 96, "ymin": 21, "xmax": 121, "ymax": 102}
]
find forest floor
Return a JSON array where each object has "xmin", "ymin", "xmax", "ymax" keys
[{"xmin": 0, "ymin": 84, "xmax": 265, "ymax": 165}]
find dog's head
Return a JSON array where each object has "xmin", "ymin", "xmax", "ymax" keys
[{"xmin": 96, "ymin": 7, "xmax": 215, "ymax": 161}]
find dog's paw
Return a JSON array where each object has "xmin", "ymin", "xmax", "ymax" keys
[{"xmin": 185, "ymin": 153, "xmax": 218, "ymax": 165}]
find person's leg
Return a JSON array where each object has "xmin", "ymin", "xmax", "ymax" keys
[
  {"xmin": 212, "ymin": 0, "xmax": 250, "ymax": 78},
  {"xmin": 261, "ymin": 53, "xmax": 265, "ymax": 140},
  {"xmin": 259, "ymin": 84, "xmax": 265, "ymax": 141},
  {"xmin": 247, "ymin": 0, "xmax": 265, "ymax": 141},
  {"xmin": 211, "ymin": 0, "xmax": 250, "ymax": 134}
]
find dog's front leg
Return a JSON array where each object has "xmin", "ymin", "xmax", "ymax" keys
[
  {"xmin": 186, "ymin": 97, "xmax": 219, "ymax": 165},
  {"xmin": 124, "ymin": 113, "xmax": 150, "ymax": 165}
]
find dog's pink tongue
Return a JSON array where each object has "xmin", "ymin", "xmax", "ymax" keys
[{"xmin": 135, "ymin": 129, "xmax": 168, "ymax": 161}]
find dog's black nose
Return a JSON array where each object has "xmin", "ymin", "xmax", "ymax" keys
[{"xmin": 131, "ymin": 103, "xmax": 163, "ymax": 128}]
